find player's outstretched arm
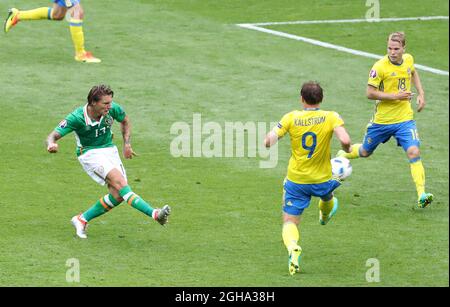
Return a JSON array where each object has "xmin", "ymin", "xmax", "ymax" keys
[
  {"xmin": 264, "ymin": 131, "xmax": 280, "ymax": 148},
  {"xmin": 120, "ymin": 115, "xmax": 137, "ymax": 159},
  {"xmin": 334, "ymin": 126, "xmax": 351, "ymax": 153},
  {"xmin": 46, "ymin": 131, "xmax": 62, "ymax": 153}
]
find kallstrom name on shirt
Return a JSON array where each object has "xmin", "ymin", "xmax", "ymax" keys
[{"xmin": 294, "ymin": 116, "xmax": 326, "ymax": 126}]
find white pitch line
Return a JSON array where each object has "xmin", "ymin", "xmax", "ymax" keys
[
  {"xmin": 241, "ymin": 16, "xmax": 449, "ymax": 26},
  {"xmin": 237, "ymin": 23, "xmax": 449, "ymax": 76}
]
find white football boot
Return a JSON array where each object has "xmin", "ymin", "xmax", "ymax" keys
[{"xmin": 71, "ymin": 214, "xmax": 88, "ymax": 239}]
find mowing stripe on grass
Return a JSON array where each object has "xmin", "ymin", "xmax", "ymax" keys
[
  {"xmin": 237, "ymin": 16, "xmax": 449, "ymax": 76},
  {"xmin": 244, "ymin": 16, "xmax": 449, "ymax": 26}
]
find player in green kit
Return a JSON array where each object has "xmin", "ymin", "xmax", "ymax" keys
[
  {"xmin": 265, "ymin": 81, "xmax": 353, "ymax": 275},
  {"xmin": 46, "ymin": 84, "xmax": 170, "ymax": 239}
]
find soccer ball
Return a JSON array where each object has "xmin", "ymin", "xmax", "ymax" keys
[{"xmin": 331, "ymin": 157, "xmax": 352, "ymax": 180}]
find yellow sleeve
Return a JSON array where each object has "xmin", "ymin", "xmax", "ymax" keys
[
  {"xmin": 368, "ymin": 62, "xmax": 384, "ymax": 88},
  {"xmin": 273, "ymin": 112, "xmax": 292, "ymax": 138},
  {"xmin": 406, "ymin": 53, "xmax": 415, "ymax": 73},
  {"xmin": 331, "ymin": 111, "xmax": 345, "ymax": 128}
]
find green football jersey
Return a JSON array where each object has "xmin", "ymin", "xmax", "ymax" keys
[{"xmin": 55, "ymin": 102, "xmax": 126, "ymax": 156}]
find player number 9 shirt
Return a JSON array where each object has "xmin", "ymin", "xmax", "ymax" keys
[{"xmin": 274, "ymin": 109, "xmax": 344, "ymax": 184}]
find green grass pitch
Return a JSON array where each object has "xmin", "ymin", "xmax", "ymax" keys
[{"xmin": 0, "ymin": 0, "xmax": 448, "ymax": 286}]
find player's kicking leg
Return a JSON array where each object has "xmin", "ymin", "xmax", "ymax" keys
[
  {"xmin": 337, "ymin": 144, "xmax": 369, "ymax": 159},
  {"xmin": 319, "ymin": 197, "xmax": 339, "ymax": 225},
  {"xmin": 153, "ymin": 205, "xmax": 171, "ymax": 225},
  {"xmin": 4, "ymin": 5, "xmax": 57, "ymax": 34},
  {"xmin": 4, "ymin": 8, "xmax": 19, "ymax": 33},
  {"xmin": 107, "ymin": 169, "xmax": 171, "ymax": 226}
]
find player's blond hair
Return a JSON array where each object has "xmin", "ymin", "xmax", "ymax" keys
[{"xmin": 388, "ymin": 32, "xmax": 406, "ymax": 46}]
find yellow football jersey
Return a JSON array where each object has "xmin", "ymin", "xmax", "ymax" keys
[
  {"xmin": 274, "ymin": 109, "xmax": 344, "ymax": 184},
  {"xmin": 368, "ymin": 53, "xmax": 415, "ymax": 124}
]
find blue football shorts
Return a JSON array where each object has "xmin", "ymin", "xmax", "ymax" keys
[
  {"xmin": 53, "ymin": 0, "xmax": 80, "ymax": 8},
  {"xmin": 362, "ymin": 120, "xmax": 420, "ymax": 154},
  {"xmin": 282, "ymin": 178, "xmax": 341, "ymax": 216}
]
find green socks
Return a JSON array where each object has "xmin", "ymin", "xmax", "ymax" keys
[
  {"xmin": 119, "ymin": 185, "xmax": 155, "ymax": 218},
  {"xmin": 82, "ymin": 194, "xmax": 122, "ymax": 222}
]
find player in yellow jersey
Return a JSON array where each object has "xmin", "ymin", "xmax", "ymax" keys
[
  {"xmin": 337, "ymin": 32, "xmax": 433, "ymax": 208},
  {"xmin": 265, "ymin": 81, "xmax": 352, "ymax": 275},
  {"xmin": 4, "ymin": 1, "xmax": 100, "ymax": 63}
]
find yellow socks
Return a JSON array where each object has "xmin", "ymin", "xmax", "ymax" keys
[
  {"xmin": 18, "ymin": 7, "xmax": 52, "ymax": 20},
  {"xmin": 69, "ymin": 19, "xmax": 85, "ymax": 55},
  {"xmin": 345, "ymin": 143, "xmax": 362, "ymax": 159},
  {"xmin": 410, "ymin": 159, "xmax": 425, "ymax": 198},
  {"xmin": 319, "ymin": 198, "xmax": 334, "ymax": 217},
  {"xmin": 282, "ymin": 222, "xmax": 299, "ymax": 252}
]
